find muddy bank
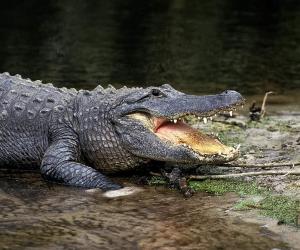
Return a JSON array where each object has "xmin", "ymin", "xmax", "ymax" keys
[{"xmin": 187, "ymin": 103, "xmax": 300, "ymax": 249}]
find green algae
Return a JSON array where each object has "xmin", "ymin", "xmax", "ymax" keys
[
  {"xmin": 189, "ymin": 179, "xmax": 268, "ymax": 196},
  {"xmin": 148, "ymin": 176, "xmax": 166, "ymax": 185},
  {"xmin": 233, "ymin": 195, "xmax": 299, "ymax": 226},
  {"xmin": 234, "ymin": 199, "xmax": 260, "ymax": 210},
  {"xmin": 259, "ymin": 195, "xmax": 299, "ymax": 226},
  {"xmin": 189, "ymin": 179, "xmax": 300, "ymax": 226}
]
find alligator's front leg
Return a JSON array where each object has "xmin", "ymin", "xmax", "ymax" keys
[{"xmin": 41, "ymin": 137, "xmax": 122, "ymax": 191}]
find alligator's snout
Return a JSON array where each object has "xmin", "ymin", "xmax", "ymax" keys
[{"xmin": 131, "ymin": 89, "xmax": 245, "ymax": 120}]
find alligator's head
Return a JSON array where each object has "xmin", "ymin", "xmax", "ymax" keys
[{"xmin": 111, "ymin": 84, "xmax": 245, "ymax": 167}]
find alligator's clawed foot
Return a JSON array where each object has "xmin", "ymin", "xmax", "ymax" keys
[
  {"xmin": 178, "ymin": 177, "xmax": 195, "ymax": 198},
  {"xmin": 162, "ymin": 167, "xmax": 195, "ymax": 198}
]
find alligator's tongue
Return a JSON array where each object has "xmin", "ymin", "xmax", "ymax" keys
[{"xmin": 155, "ymin": 120, "xmax": 232, "ymax": 155}]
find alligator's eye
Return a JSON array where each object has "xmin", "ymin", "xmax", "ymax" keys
[
  {"xmin": 151, "ymin": 89, "xmax": 164, "ymax": 97},
  {"xmin": 128, "ymin": 89, "xmax": 165, "ymax": 103}
]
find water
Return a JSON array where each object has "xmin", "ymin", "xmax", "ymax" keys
[
  {"xmin": 0, "ymin": 1, "xmax": 299, "ymax": 249},
  {"xmin": 0, "ymin": 0, "xmax": 299, "ymax": 96},
  {"xmin": 0, "ymin": 171, "xmax": 289, "ymax": 250}
]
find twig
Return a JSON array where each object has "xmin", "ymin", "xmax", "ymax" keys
[
  {"xmin": 149, "ymin": 169, "xmax": 300, "ymax": 181},
  {"xmin": 188, "ymin": 170, "xmax": 300, "ymax": 180},
  {"xmin": 261, "ymin": 91, "xmax": 274, "ymax": 118},
  {"xmin": 149, "ymin": 162, "xmax": 300, "ymax": 181},
  {"xmin": 150, "ymin": 171, "xmax": 162, "ymax": 177},
  {"xmin": 223, "ymin": 162, "xmax": 300, "ymax": 168}
]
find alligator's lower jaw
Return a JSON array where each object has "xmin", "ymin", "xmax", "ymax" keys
[
  {"xmin": 154, "ymin": 118, "xmax": 239, "ymax": 162},
  {"xmin": 127, "ymin": 112, "xmax": 239, "ymax": 162}
]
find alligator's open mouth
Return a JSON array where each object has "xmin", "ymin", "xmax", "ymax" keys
[{"xmin": 127, "ymin": 107, "xmax": 242, "ymax": 163}]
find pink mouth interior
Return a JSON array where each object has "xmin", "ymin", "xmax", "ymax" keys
[{"xmin": 154, "ymin": 118, "xmax": 233, "ymax": 155}]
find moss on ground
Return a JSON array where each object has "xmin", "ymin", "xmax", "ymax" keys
[
  {"xmin": 189, "ymin": 179, "xmax": 268, "ymax": 196},
  {"xmin": 189, "ymin": 179, "xmax": 300, "ymax": 226},
  {"xmin": 148, "ymin": 176, "xmax": 166, "ymax": 185},
  {"xmin": 259, "ymin": 196, "xmax": 299, "ymax": 226},
  {"xmin": 147, "ymin": 178, "xmax": 299, "ymax": 226}
]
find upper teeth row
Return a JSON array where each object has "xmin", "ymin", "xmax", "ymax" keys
[{"xmin": 169, "ymin": 110, "xmax": 234, "ymax": 124}]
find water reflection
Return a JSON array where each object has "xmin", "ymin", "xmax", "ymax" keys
[{"xmin": 0, "ymin": 0, "xmax": 299, "ymax": 95}]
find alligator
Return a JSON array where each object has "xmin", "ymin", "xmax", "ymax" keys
[{"xmin": 0, "ymin": 72, "xmax": 244, "ymax": 191}]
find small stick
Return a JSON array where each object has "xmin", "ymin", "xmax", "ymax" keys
[
  {"xmin": 150, "ymin": 171, "xmax": 162, "ymax": 177},
  {"xmin": 149, "ymin": 162, "xmax": 300, "ymax": 181},
  {"xmin": 223, "ymin": 162, "xmax": 300, "ymax": 168},
  {"xmin": 260, "ymin": 91, "xmax": 274, "ymax": 118},
  {"xmin": 188, "ymin": 170, "xmax": 300, "ymax": 180}
]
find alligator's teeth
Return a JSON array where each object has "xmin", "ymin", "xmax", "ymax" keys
[
  {"xmin": 214, "ymin": 114, "xmax": 217, "ymax": 117},
  {"xmin": 209, "ymin": 116, "xmax": 213, "ymax": 121},
  {"xmin": 197, "ymin": 116, "xmax": 201, "ymax": 120},
  {"xmin": 229, "ymin": 111, "xmax": 233, "ymax": 117},
  {"xmin": 174, "ymin": 119, "xmax": 177, "ymax": 124},
  {"xmin": 203, "ymin": 117, "xmax": 207, "ymax": 124},
  {"xmin": 242, "ymin": 105, "xmax": 244, "ymax": 109}
]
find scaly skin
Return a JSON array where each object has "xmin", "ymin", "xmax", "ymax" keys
[{"xmin": 0, "ymin": 72, "xmax": 244, "ymax": 191}]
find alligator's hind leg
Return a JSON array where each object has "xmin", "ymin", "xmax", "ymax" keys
[{"xmin": 41, "ymin": 136, "xmax": 122, "ymax": 191}]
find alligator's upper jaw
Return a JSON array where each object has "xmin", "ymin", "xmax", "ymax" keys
[{"xmin": 127, "ymin": 111, "xmax": 240, "ymax": 164}]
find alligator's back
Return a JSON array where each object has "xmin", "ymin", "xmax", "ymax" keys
[{"xmin": 0, "ymin": 73, "xmax": 77, "ymax": 168}]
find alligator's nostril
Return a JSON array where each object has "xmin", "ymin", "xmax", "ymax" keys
[
  {"xmin": 220, "ymin": 90, "xmax": 244, "ymax": 102},
  {"xmin": 221, "ymin": 90, "xmax": 240, "ymax": 96},
  {"xmin": 221, "ymin": 90, "xmax": 230, "ymax": 95}
]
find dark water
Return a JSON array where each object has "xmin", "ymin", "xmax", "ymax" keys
[
  {"xmin": 0, "ymin": 171, "xmax": 289, "ymax": 250},
  {"xmin": 0, "ymin": 0, "xmax": 299, "ymax": 96}
]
